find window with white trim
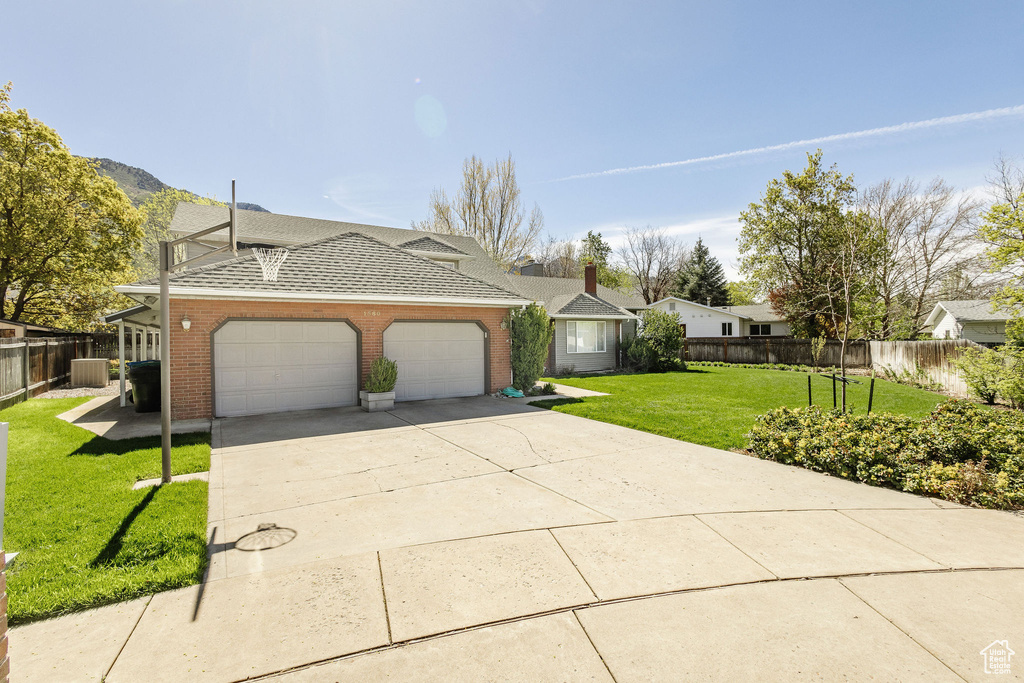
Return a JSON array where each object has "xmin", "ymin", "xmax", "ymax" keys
[
  {"xmin": 722, "ymin": 322, "xmax": 733, "ymax": 336},
  {"xmin": 750, "ymin": 324, "xmax": 772, "ymax": 336},
  {"xmin": 566, "ymin": 321, "xmax": 606, "ymax": 353}
]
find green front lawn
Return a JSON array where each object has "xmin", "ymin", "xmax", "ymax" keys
[
  {"xmin": 2, "ymin": 398, "xmax": 210, "ymax": 625},
  {"xmin": 539, "ymin": 367, "xmax": 952, "ymax": 451}
]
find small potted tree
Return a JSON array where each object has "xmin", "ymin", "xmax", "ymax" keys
[{"xmin": 360, "ymin": 356, "xmax": 398, "ymax": 412}]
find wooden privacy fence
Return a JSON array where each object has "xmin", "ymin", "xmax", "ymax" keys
[
  {"xmin": 869, "ymin": 339, "xmax": 977, "ymax": 397},
  {"xmin": 0, "ymin": 337, "xmax": 90, "ymax": 410},
  {"xmin": 683, "ymin": 337, "xmax": 871, "ymax": 368}
]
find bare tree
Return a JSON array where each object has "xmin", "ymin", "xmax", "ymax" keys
[
  {"xmin": 617, "ymin": 226, "xmax": 687, "ymax": 304},
  {"xmin": 533, "ymin": 235, "xmax": 579, "ymax": 278},
  {"xmin": 988, "ymin": 153, "xmax": 1024, "ymax": 208},
  {"xmin": 860, "ymin": 178, "xmax": 981, "ymax": 338},
  {"xmin": 414, "ymin": 154, "xmax": 543, "ymax": 270}
]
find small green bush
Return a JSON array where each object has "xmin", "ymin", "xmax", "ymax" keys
[
  {"xmin": 748, "ymin": 399, "xmax": 1024, "ymax": 509},
  {"xmin": 509, "ymin": 303, "xmax": 555, "ymax": 392},
  {"xmin": 954, "ymin": 346, "xmax": 1004, "ymax": 404},
  {"xmin": 621, "ymin": 309, "xmax": 684, "ymax": 372},
  {"xmin": 541, "ymin": 382, "xmax": 557, "ymax": 395},
  {"xmin": 364, "ymin": 356, "xmax": 398, "ymax": 393}
]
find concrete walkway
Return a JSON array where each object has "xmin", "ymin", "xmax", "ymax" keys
[
  {"xmin": 57, "ymin": 394, "xmax": 211, "ymax": 440},
  {"xmin": 12, "ymin": 397, "xmax": 1024, "ymax": 681}
]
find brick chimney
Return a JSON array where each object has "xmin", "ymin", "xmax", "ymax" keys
[{"xmin": 584, "ymin": 262, "xmax": 597, "ymax": 294}]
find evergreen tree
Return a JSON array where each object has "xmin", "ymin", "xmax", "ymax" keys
[{"xmin": 673, "ymin": 237, "xmax": 729, "ymax": 306}]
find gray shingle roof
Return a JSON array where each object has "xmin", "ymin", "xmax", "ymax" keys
[
  {"xmin": 169, "ymin": 203, "xmax": 511, "ymax": 290},
  {"xmin": 398, "ymin": 236, "xmax": 465, "ymax": 255},
  {"xmin": 550, "ymin": 293, "xmax": 633, "ymax": 318},
  {"xmin": 937, "ymin": 300, "xmax": 1008, "ymax": 322},
  {"xmin": 721, "ymin": 304, "xmax": 783, "ymax": 322},
  {"xmin": 507, "ymin": 274, "xmax": 645, "ymax": 311},
  {"xmin": 133, "ymin": 232, "xmax": 525, "ymax": 302}
]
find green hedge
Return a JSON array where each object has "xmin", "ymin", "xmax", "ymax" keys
[{"xmin": 748, "ymin": 400, "xmax": 1024, "ymax": 509}]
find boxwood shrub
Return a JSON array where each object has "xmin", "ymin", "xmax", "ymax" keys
[{"xmin": 747, "ymin": 400, "xmax": 1024, "ymax": 509}]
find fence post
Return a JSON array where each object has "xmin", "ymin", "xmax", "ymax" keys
[
  {"xmin": 22, "ymin": 343, "xmax": 29, "ymax": 401},
  {"xmin": 765, "ymin": 339, "xmax": 770, "ymax": 364},
  {"xmin": 43, "ymin": 341, "xmax": 50, "ymax": 392},
  {"xmin": 723, "ymin": 339, "xmax": 728, "ymax": 363}
]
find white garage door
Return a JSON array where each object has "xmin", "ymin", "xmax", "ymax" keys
[
  {"xmin": 383, "ymin": 322, "xmax": 486, "ymax": 401},
  {"xmin": 214, "ymin": 320, "xmax": 358, "ymax": 417}
]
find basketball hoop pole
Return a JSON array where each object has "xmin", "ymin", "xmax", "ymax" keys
[
  {"xmin": 158, "ymin": 181, "xmax": 239, "ymax": 484},
  {"xmin": 159, "ymin": 240, "xmax": 172, "ymax": 484}
]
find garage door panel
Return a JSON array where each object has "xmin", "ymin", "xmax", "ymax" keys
[
  {"xmin": 214, "ymin": 321, "xmax": 358, "ymax": 417},
  {"xmin": 215, "ymin": 345, "xmax": 247, "ymax": 369},
  {"xmin": 384, "ymin": 322, "xmax": 485, "ymax": 402}
]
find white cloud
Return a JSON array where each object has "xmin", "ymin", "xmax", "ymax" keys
[{"xmin": 556, "ymin": 105, "xmax": 1024, "ymax": 181}]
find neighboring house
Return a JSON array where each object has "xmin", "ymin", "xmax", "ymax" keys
[
  {"xmin": 108, "ymin": 204, "xmax": 530, "ymax": 419},
  {"xmin": 925, "ymin": 300, "xmax": 1008, "ymax": 346},
  {"xmin": 723, "ymin": 304, "xmax": 791, "ymax": 337},
  {"xmin": 0, "ymin": 319, "xmax": 83, "ymax": 338},
  {"xmin": 508, "ymin": 265, "xmax": 644, "ymax": 373},
  {"xmin": 648, "ymin": 297, "xmax": 750, "ymax": 338}
]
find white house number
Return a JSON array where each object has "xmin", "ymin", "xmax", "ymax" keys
[{"xmin": 364, "ymin": 310, "xmax": 382, "ymax": 317}]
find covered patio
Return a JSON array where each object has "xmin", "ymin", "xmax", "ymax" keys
[{"xmin": 100, "ymin": 303, "xmax": 161, "ymax": 408}]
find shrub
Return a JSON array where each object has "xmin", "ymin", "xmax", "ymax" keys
[
  {"xmin": 747, "ymin": 399, "xmax": 1024, "ymax": 509},
  {"xmin": 541, "ymin": 382, "xmax": 557, "ymax": 395},
  {"xmin": 364, "ymin": 356, "xmax": 398, "ymax": 393},
  {"xmin": 953, "ymin": 346, "xmax": 1004, "ymax": 404},
  {"xmin": 508, "ymin": 303, "xmax": 555, "ymax": 392},
  {"xmin": 622, "ymin": 309, "xmax": 684, "ymax": 372},
  {"xmin": 998, "ymin": 347, "xmax": 1024, "ymax": 410}
]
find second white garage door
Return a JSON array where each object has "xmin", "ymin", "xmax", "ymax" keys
[
  {"xmin": 214, "ymin": 320, "xmax": 359, "ymax": 417},
  {"xmin": 383, "ymin": 322, "xmax": 486, "ymax": 401}
]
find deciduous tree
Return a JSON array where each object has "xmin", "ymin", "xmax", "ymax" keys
[
  {"xmin": 617, "ymin": 226, "xmax": 686, "ymax": 304},
  {"xmin": 0, "ymin": 84, "xmax": 142, "ymax": 329},
  {"xmin": 414, "ymin": 154, "xmax": 543, "ymax": 270},
  {"xmin": 739, "ymin": 151, "xmax": 859, "ymax": 338},
  {"xmin": 860, "ymin": 177, "xmax": 980, "ymax": 339}
]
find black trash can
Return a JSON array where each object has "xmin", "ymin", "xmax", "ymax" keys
[{"xmin": 127, "ymin": 360, "xmax": 161, "ymax": 413}]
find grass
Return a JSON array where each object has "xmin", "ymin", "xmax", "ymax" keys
[
  {"xmin": 2, "ymin": 398, "xmax": 211, "ymax": 625},
  {"xmin": 537, "ymin": 366, "xmax": 955, "ymax": 452}
]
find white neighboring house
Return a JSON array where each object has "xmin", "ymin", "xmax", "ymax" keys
[
  {"xmin": 648, "ymin": 297, "xmax": 749, "ymax": 338},
  {"xmin": 722, "ymin": 303, "xmax": 791, "ymax": 337},
  {"xmin": 648, "ymin": 298, "xmax": 791, "ymax": 338},
  {"xmin": 925, "ymin": 300, "xmax": 1009, "ymax": 346}
]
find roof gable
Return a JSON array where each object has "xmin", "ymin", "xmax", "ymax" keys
[
  {"xmin": 128, "ymin": 232, "xmax": 524, "ymax": 303},
  {"xmin": 549, "ymin": 293, "xmax": 635, "ymax": 319},
  {"xmin": 398, "ymin": 236, "xmax": 465, "ymax": 255},
  {"xmin": 651, "ymin": 297, "xmax": 751, "ymax": 320},
  {"xmin": 168, "ymin": 203, "xmax": 513, "ymax": 291},
  {"xmin": 507, "ymin": 274, "xmax": 645, "ymax": 311}
]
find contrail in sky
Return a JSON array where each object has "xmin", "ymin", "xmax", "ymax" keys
[{"xmin": 555, "ymin": 104, "xmax": 1024, "ymax": 181}]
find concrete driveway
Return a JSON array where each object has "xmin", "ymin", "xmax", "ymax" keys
[{"xmin": 13, "ymin": 397, "xmax": 1024, "ymax": 682}]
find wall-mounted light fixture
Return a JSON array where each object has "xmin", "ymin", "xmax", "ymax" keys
[{"xmin": 181, "ymin": 316, "xmax": 192, "ymax": 332}]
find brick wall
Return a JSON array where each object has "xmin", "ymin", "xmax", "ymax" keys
[{"xmin": 167, "ymin": 299, "xmax": 512, "ymax": 420}]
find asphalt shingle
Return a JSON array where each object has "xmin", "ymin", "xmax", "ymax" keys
[
  {"xmin": 140, "ymin": 232, "xmax": 525, "ymax": 302},
  {"xmin": 398, "ymin": 236, "xmax": 466, "ymax": 255}
]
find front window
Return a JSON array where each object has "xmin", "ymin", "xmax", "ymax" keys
[
  {"xmin": 722, "ymin": 322, "xmax": 733, "ymax": 336},
  {"xmin": 750, "ymin": 324, "xmax": 772, "ymax": 336},
  {"xmin": 567, "ymin": 321, "xmax": 606, "ymax": 353}
]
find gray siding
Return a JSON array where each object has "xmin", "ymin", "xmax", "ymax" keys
[{"xmin": 553, "ymin": 319, "xmax": 617, "ymax": 373}]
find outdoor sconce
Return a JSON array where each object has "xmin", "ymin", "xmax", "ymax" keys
[{"xmin": 181, "ymin": 316, "xmax": 192, "ymax": 332}]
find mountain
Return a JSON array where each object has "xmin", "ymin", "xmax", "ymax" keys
[{"xmin": 89, "ymin": 157, "xmax": 269, "ymax": 212}]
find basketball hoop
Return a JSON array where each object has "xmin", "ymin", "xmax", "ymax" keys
[{"xmin": 252, "ymin": 248, "xmax": 288, "ymax": 282}]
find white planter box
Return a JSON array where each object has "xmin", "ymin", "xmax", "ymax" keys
[{"xmin": 359, "ymin": 390, "xmax": 395, "ymax": 412}]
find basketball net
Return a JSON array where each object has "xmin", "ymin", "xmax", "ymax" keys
[{"xmin": 252, "ymin": 248, "xmax": 289, "ymax": 282}]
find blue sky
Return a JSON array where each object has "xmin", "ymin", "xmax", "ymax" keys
[{"xmin": 4, "ymin": 1, "xmax": 1024, "ymax": 276}]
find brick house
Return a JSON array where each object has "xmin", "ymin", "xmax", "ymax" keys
[{"xmin": 107, "ymin": 206, "xmax": 529, "ymax": 420}]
